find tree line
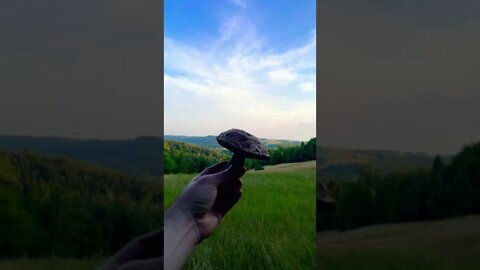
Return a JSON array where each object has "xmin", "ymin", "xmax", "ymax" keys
[
  {"xmin": 164, "ymin": 140, "xmax": 228, "ymax": 174},
  {"xmin": 0, "ymin": 151, "xmax": 162, "ymax": 258},
  {"xmin": 244, "ymin": 138, "xmax": 316, "ymax": 170},
  {"xmin": 164, "ymin": 138, "xmax": 316, "ymax": 174},
  {"xmin": 318, "ymin": 142, "xmax": 480, "ymax": 231}
]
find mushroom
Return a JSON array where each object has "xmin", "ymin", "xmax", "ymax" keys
[{"xmin": 217, "ymin": 128, "xmax": 270, "ymax": 169}]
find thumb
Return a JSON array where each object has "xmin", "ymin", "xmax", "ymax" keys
[
  {"xmin": 204, "ymin": 164, "xmax": 246, "ymax": 186},
  {"xmin": 198, "ymin": 161, "xmax": 229, "ymax": 177}
]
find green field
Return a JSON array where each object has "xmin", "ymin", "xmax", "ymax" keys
[
  {"xmin": 165, "ymin": 161, "xmax": 317, "ymax": 270},
  {"xmin": 318, "ymin": 215, "xmax": 480, "ymax": 270}
]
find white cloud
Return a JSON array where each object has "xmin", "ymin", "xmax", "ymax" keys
[
  {"xmin": 299, "ymin": 82, "xmax": 315, "ymax": 93},
  {"xmin": 231, "ymin": 0, "xmax": 246, "ymax": 8},
  {"xmin": 268, "ymin": 69, "xmax": 297, "ymax": 82},
  {"xmin": 165, "ymin": 16, "xmax": 316, "ymax": 141},
  {"xmin": 164, "ymin": 75, "xmax": 211, "ymax": 96}
]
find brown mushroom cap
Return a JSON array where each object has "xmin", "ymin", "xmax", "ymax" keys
[{"xmin": 217, "ymin": 129, "xmax": 270, "ymax": 160}]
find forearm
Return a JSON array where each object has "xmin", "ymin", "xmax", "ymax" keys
[
  {"xmin": 97, "ymin": 229, "xmax": 164, "ymax": 270},
  {"xmin": 164, "ymin": 202, "xmax": 201, "ymax": 270}
]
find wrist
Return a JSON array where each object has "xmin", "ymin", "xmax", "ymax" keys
[
  {"xmin": 164, "ymin": 203, "xmax": 202, "ymax": 270},
  {"xmin": 165, "ymin": 202, "xmax": 201, "ymax": 244}
]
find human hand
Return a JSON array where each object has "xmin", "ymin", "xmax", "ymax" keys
[
  {"xmin": 168, "ymin": 161, "xmax": 246, "ymax": 241},
  {"xmin": 98, "ymin": 162, "xmax": 246, "ymax": 270},
  {"xmin": 164, "ymin": 161, "xmax": 246, "ymax": 270}
]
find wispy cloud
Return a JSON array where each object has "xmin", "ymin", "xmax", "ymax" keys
[
  {"xmin": 165, "ymin": 16, "xmax": 315, "ymax": 141},
  {"xmin": 231, "ymin": 0, "xmax": 246, "ymax": 9}
]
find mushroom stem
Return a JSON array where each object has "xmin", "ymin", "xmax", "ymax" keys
[{"xmin": 225, "ymin": 153, "xmax": 245, "ymax": 170}]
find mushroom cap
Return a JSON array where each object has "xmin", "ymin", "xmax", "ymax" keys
[{"xmin": 217, "ymin": 129, "xmax": 270, "ymax": 160}]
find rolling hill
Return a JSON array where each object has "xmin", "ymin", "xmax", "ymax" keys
[
  {"xmin": 0, "ymin": 135, "xmax": 163, "ymax": 176},
  {"xmin": 0, "ymin": 135, "xmax": 302, "ymax": 176},
  {"xmin": 0, "ymin": 135, "xmax": 439, "ymax": 178},
  {"xmin": 165, "ymin": 135, "xmax": 301, "ymax": 149},
  {"xmin": 317, "ymin": 145, "xmax": 438, "ymax": 181}
]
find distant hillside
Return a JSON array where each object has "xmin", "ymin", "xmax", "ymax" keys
[
  {"xmin": 0, "ymin": 135, "xmax": 440, "ymax": 177},
  {"xmin": 317, "ymin": 145, "xmax": 441, "ymax": 181},
  {"xmin": 318, "ymin": 142, "xmax": 480, "ymax": 232},
  {"xmin": 164, "ymin": 135, "xmax": 221, "ymax": 148},
  {"xmin": 165, "ymin": 135, "xmax": 301, "ymax": 149},
  {"xmin": 164, "ymin": 139, "xmax": 227, "ymax": 158},
  {"xmin": 0, "ymin": 135, "xmax": 163, "ymax": 176}
]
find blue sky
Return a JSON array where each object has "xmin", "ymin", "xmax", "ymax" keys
[{"xmin": 164, "ymin": 0, "xmax": 316, "ymax": 141}]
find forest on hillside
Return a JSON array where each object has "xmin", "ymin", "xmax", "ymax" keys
[
  {"xmin": 318, "ymin": 142, "xmax": 480, "ymax": 231},
  {"xmin": 165, "ymin": 137, "xmax": 433, "ymax": 175},
  {"xmin": 0, "ymin": 138, "xmax": 316, "ymax": 258},
  {"xmin": 0, "ymin": 151, "xmax": 162, "ymax": 258},
  {"xmin": 0, "ymin": 136, "xmax": 432, "ymax": 177},
  {"xmin": 164, "ymin": 138, "xmax": 317, "ymax": 174},
  {"xmin": 163, "ymin": 140, "xmax": 228, "ymax": 174},
  {"xmin": 0, "ymin": 135, "xmax": 302, "ymax": 176},
  {"xmin": 247, "ymin": 137, "xmax": 317, "ymax": 169}
]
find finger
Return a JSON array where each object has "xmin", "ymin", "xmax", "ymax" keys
[
  {"xmin": 232, "ymin": 178, "xmax": 243, "ymax": 190},
  {"xmin": 233, "ymin": 166, "xmax": 247, "ymax": 179},
  {"xmin": 221, "ymin": 178, "xmax": 242, "ymax": 191},
  {"xmin": 198, "ymin": 161, "xmax": 229, "ymax": 177},
  {"xmin": 205, "ymin": 165, "xmax": 246, "ymax": 186},
  {"xmin": 216, "ymin": 189, "xmax": 242, "ymax": 217}
]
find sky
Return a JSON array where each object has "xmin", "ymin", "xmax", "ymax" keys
[
  {"xmin": 0, "ymin": 0, "xmax": 163, "ymax": 139},
  {"xmin": 164, "ymin": 0, "xmax": 316, "ymax": 141},
  {"xmin": 3, "ymin": 1, "xmax": 477, "ymax": 154},
  {"xmin": 318, "ymin": 0, "xmax": 480, "ymax": 155}
]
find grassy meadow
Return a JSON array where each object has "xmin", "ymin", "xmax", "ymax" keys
[
  {"xmin": 164, "ymin": 161, "xmax": 317, "ymax": 270},
  {"xmin": 318, "ymin": 215, "xmax": 480, "ymax": 270}
]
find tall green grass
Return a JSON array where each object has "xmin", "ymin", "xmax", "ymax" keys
[{"xmin": 165, "ymin": 166, "xmax": 316, "ymax": 269}]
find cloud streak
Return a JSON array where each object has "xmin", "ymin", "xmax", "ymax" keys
[
  {"xmin": 231, "ymin": 0, "xmax": 246, "ymax": 9},
  {"xmin": 165, "ymin": 16, "xmax": 315, "ymax": 141}
]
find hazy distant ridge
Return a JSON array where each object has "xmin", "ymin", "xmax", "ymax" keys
[
  {"xmin": 0, "ymin": 135, "xmax": 437, "ymax": 177},
  {"xmin": 164, "ymin": 135, "xmax": 301, "ymax": 149},
  {"xmin": 0, "ymin": 135, "xmax": 163, "ymax": 176}
]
